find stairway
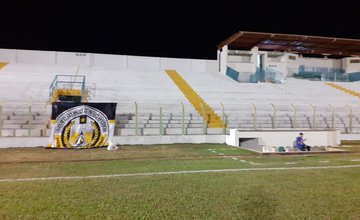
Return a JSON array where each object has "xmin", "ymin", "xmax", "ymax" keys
[
  {"xmin": 165, "ymin": 70, "xmax": 223, "ymax": 128},
  {"xmin": 0, "ymin": 63, "xmax": 8, "ymax": 70},
  {"xmin": 325, "ymin": 82, "xmax": 360, "ymax": 99}
]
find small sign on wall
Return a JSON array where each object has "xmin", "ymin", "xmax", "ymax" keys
[{"xmin": 76, "ymin": 53, "xmax": 87, "ymax": 57}]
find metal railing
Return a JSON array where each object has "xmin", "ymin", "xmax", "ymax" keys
[
  {"xmin": 49, "ymin": 75, "xmax": 86, "ymax": 102},
  {"xmin": 114, "ymin": 102, "xmax": 360, "ymax": 135},
  {"xmin": 1, "ymin": 101, "xmax": 360, "ymax": 138}
]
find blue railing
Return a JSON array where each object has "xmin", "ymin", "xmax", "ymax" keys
[
  {"xmin": 265, "ymin": 68, "xmax": 285, "ymax": 83},
  {"xmin": 348, "ymin": 72, "xmax": 360, "ymax": 82},
  {"xmin": 252, "ymin": 68, "xmax": 285, "ymax": 83},
  {"xmin": 296, "ymin": 65, "xmax": 348, "ymax": 81},
  {"xmin": 226, "ymin": 66, "xmax": 239, "ymax": 81},
  {"xmin": 49, "ymin": 75, "xmax": 86, "ymax": 101}
]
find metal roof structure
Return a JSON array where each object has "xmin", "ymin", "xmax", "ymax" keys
[{"xmin": 217, "ymin": 31, "xmax": 360, "ymax": 58}]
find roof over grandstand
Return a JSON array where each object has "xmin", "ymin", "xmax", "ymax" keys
[{"xmin": 217, "ymin": 31, "xmax": 360, "ymax": 58}]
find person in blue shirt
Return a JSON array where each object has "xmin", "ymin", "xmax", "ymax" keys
[{"xmin": 296, "ymin": 132, "xmax": 310, "ymax": 151}]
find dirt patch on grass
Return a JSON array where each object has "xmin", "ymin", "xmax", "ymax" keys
[{"xmin": 0, "ymin": 144, "xmax": 254, "ymax": 164}]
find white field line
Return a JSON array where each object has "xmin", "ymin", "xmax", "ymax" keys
[
  {"xmin": 351, "ymin": 159, "xmax": 360, "ymax": 162},
  {"xmin": 1, "ymin": 165, "xmax": 360, "ymax": 183}
]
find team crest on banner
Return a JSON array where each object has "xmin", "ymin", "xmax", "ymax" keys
[{"xmin": 49, "ymin": 102, "xmax": 117, "ymax": 149}]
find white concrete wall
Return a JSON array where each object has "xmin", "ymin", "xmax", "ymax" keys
[
  {"xmin": 17, "ymin": 50, "xmax": 56, "ymax": 65},
  {"xmin": 56, "ymin": 52, "xmax": 91, "ymax": 66},
  {"xmin": 205, "ymin": 60, "xmax": 218, "ymax": 73},
  {"xmin": 286, "ymin": 53, "xmax": 300, "ymax": 76},
  {"xmin": 93, "ymin": 53, "xmax": 127, "ymax": 70},
  {"xmin": 219, "ymin": 45, "xmax": 228, "ymax": 75},
  {"xmin": 285, "ymin": 53, "xmax": 342, "ymax": 76},
  {"xmin": 160, "ymin": 57, "xmax": 191, "ymax": 72},
  {"xmin": 226, "ymin": 129, "xmax": 340, "ymax": 150},
  {"xmin": 0, "ymin": 48, "xmax": 216, "ymax": 73},
  {"xmin": 127, "ymin": 55, "xmax": 160, "ymax": 71},
  {"xmin": 342, "ymin": 57, "xmax": 360, "ymax": 73},
  {"xmin": 228, "ymin": 55, "xmax": 251, "ymax": 62},
  {"xmin": 191, "ymin": 59, "xmax": 206, "ymax": 72},
  {"xmin": 224, "ymin": 49, "xmax": 343, "ymax": 77},
  {"xmin": 298, "ymin": 57, "xmax": 341, "ymax": 69},
  {"xmin": 113, "ymin": 135, "xmax": 225, "ymax": 145},
  {"xmin": 228, "ymin": 62, "xmax": 254, "ymax": 73},
  {"xmin": 0, "ymin": 135, "xmax": 225, "ymax": 147},
  {"xmin": 0, "ymin": 49, "xmax": 16, "ymax": 62}
]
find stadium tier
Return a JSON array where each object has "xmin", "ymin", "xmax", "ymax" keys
[{"xmin": 1, "ymin": 59, "xmax": 360, "ymax": 137}]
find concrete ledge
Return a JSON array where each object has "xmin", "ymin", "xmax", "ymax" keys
[
  {"xmin": 226, "ymin": 129, "xmax": 341, "ymax": 152},
  {"xmin": 143, "ymin": 128, "xmax": 163, "ymax": 135},
  {"xmin": 207, "ymin": 128, "xmax": 224, "ymax": 134},
  {"xmin": 119, "ymin": 128, "xmax": 142, "ymax": 135},
  {"xmin": 169, "ymin": 120, "xmax": 190, "ymax": 124},
  {"xmin": 2, "ymin": 124, "xmax": 21, "ymax": 129},
  {"xmin": 22, "ymin": 124, "xmax": 47, "ymax": 129},
  {"xmin": 0, "ymin": 135, "xmax": 226, "ymax": 148},
  {"xmin": 144, "ymin": 124, "xmax": 164, "ymax": 128},
  {"xmin": 187, "ymin": 128, "xmax": 205, "ymax": 134},
  {"xmin": 165, "ymin": 128, "xmax": 184, "ymax": 135},
  {"xmin": 0, "ymin": 137, "xmax": 48, "ymax": 148},
  {"xmin": 167, "ymin": 124, "xmax": 188, "ymax": 128},
  {"xmin": 112, "ymin": 135, "xmax": 225, "ymax": 145},
  {"xmin": 3, "ymin": 119, "xmax": 28, "ymax": 124},
  {"xmin": 125, "ymin": 124, "xmax": 145, "ymax": 128},
  {"xmin": 15, "ymin": 129, "xmax": 30, "ymax": 137},
  {"xmin": 148, "ymin": 120, "xmax": 169, "ymax": 124},
  {"xmin": 340, "ymin": 133, "xmax": 360, "ymax": 140},
  {"xmin": 188, "ymin": 124, "xmax": 203, "ymax": 128},
  {"xmin": 9, "ymin": 116, "xmax": 32, "ymax": 120},
  {"xmin": 1, "ymin": 129, "xmax": 15, "ymax": 137}
]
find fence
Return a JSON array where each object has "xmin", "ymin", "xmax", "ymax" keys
[{"xmin": 1, "ymin": 101, "xmax": 360, "ymax": 137}]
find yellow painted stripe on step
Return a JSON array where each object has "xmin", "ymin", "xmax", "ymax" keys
[
  {"xmin": 165, "ymin": 70, "xmax": 224, "ymax": 128},
  {"xmin": 0, "ymin": 63, "xmax": 8, "ymax": 69},
  {"xmin": 325, "ymin": 82, "xmax": 360, "ymax": 100}
]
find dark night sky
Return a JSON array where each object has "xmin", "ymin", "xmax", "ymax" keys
[{"xmin": 1, "ymin": 0, "xmax": 359, "ymax": 60}]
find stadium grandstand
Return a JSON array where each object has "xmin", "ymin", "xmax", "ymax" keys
[{"xmin": 1, "ymin": 31, "xmax": 360, "ymax": 151}]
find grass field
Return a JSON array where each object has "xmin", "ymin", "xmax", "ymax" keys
[{"xmin": 1, "ymin": 144, "xmax": 360, "ymax": 219}]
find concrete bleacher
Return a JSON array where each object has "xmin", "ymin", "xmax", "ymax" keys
[
  {"xmin": 175, "ymin": 71, "xmax": 360, "ymax": 134},
  {"xmin": 0, "ymin": 63, "xmax": 207, "ymax": 137},
  {"xmin": 1, "ymin": 59, "xmax": 360, "ymax": 138}
]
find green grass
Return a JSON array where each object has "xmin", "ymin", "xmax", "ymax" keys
[
  {"xmin": 0, "ymin": 144, "xmax": 360, "ymax": 219},
  {"xmin": 1, "ymin": 170, "xmax": 360, "ymax": 219}
]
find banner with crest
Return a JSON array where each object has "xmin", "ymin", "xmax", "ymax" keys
[{"xmin": 49, "ymin": 102, "xmax": 117, "ymax": 149}]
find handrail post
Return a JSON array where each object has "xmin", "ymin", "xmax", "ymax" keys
[
  {"xmin": 200, "ymin": 103, "xmax": 207, "ymax": 134},
  {"xmin": 181, "ymin": 103, "xmax": 185, "ymax": 135},
  {"xmin": 135, "ymin": 102, "xmax": 139, "ymax": 135},
  {"xmin": 221, "ymin": 103, "xmax": 226, "ymax": 134},
  {"xmin": 28, "ymin": 102, "xmax": 32, "ymax": 137},
  {"xmin": 291, "ymin": 104, "xmax": 297, "ymax": 129},
  {"xmin": 329, "ymin": 104, "xmax": 335, "ymax": 129},
  {"xmin": 346, "ymin": 105, "xmax": 352, "ymax": 134},
  {"xmin": 251, "ymin": 103, "xmax": 257, "ymax": 129},
  {"xmin": 311, "ymin": 105, "xmax": 316, "ymax": 129},
  {"xmin": 159, "ymin": 105, "xmax": 163, "ymax": 135},
  {"xmin": 271, "ymin": 103, "xmax": 276, "ymax": 129},
  {"xmin": 81, "ymin": 76, "xmax": 86, "ymax": 102}
]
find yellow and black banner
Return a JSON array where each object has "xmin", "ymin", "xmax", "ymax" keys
[{"xmin": 49, "ymin": 102, "xmax": 117, "ymax": 149}]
